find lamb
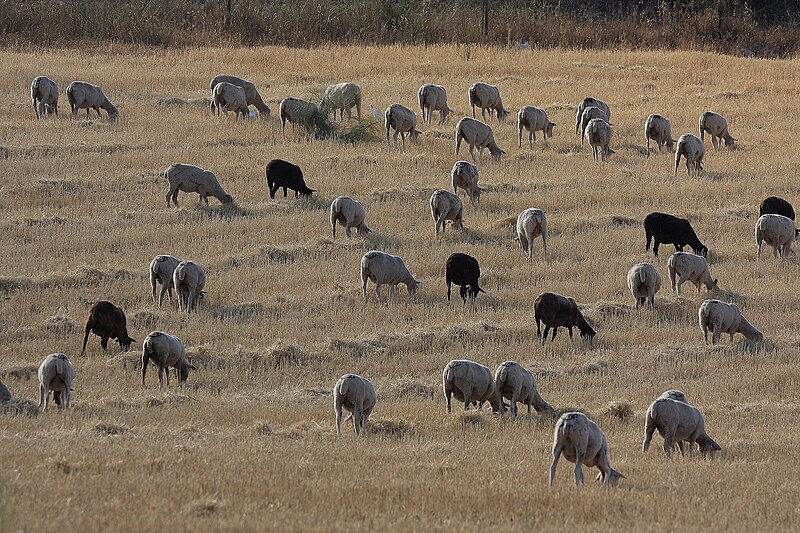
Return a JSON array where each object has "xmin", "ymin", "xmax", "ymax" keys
[
  {"xmin": 445, "ymin": 252, "xmax": 484, "ymax": 305},
  {"xmin": 141, "ymin": 331, "xmax": 195, "ymax": 388},
  {"xmin": 699, "ymin": 111, "xmax": 736, "ymax": 150},
  {"xmin": 667, "ymin": 252, "xmax": 718, "ymax": 295},
  {"xmin": 455, "ymin": 117, "xmax": 505, "ymax": 161},
  {"xmin": 0, "ymin": 377, "xmax": 10, "ymax": 402},
  {"xmin": 534, "ymin": 292, "xmax": 596, "ymax": 345},
  {"xmin": 698, "ymin": 299, "xmax": 763, "ymax": 344},
  {"xmin": 430, "ymin": 190, "xmax": 464, "ymax": 237},
  {"xmin": 517, "ymin": 106, "xmax": 556, "ymax": 148},
  {"xmin": 756, "ymin": 214, "xmax": 797, "ymax": 258},
  {"xmin": 164, "ymin": 163, "xmax": 234, "ymax": 206},
  {"xmin": 674, "ymin": 133, "xmax": 705, "ymax": 177},
  {"xmin": 578, "ymin": 106, "xmax": 609, "ymax": 147},
  {"xmin": 516, "ymin": 208, "xmax": 548, "ymax": 259},
  {"xmin": 494, "ymin": 361, "xmax": 553, "ymax": 418},
  {"xmin": 644, "ymin": 114, "xmax": 676, "ymax": 156},
  {"xmin": 334, "ymin": 373, "xmax": 377, "ymax": 436},
  {"xmin": 451, "ymin": 160, "xmax": 484, "ymax": 209},
  {"xmin": 627, "ymin": 263, "xmax": 662, "ymax": 309},
  {"xmin": 575, "ymin": 97, "xmax": 611, "ymax": 135},
  {"xmin": 321, "ymin": 82, "xmax": 362, "ymax": 120},
  {"xmin": 265, "ymin": 159, "xmax": 315, "ymax": 198},
  {"xmin": 31, "ymin": 76, "xmax": 59, "ymax": 119},
  {"xmin": 38, "ymin": 353, "xmax": 75, "ymax": 411},
  {"xmin": 209, "ymin": 74, "xmax": 270, "ymax": 118},
  {"xmin": 66, "ymin": 81, "xmax": 118, "ymax": 121},
  {"xmin": 550, "ymin": 412, "xmax": 625, "ymax": 487},
  {"xmin": 442, "ymin": 360, "xmax": 500, "ymax": 413},
  {"xmin": 417, "ymin": 84, "xmax": 453, "ymax": 125},
  {"xmin": 644, "ymin": 212, "xmax": 708, "ymax": 257},
  {"xmin": 150, "ymin": 254, "xmax": 181, "ymax": 307},
  {"xmin": 759, "ymin": 196, "xmax": 795, "ymax": 221},
  {"xmin": 385, "ymin": 103, "xmax": 420, "ymax": 148},
  {"xmin": 360, "ymin": 250, "xmax": 422, "ymax": 302},
  {"xmin": 330, "ymin": 196, "xmax": 371, "ymax": 239},
  {"xmin": 81, "ymin": 301, "xmax": 136, "ymax": 355},
  {"xmin": 468, "ymin": 82, "xmax": 510, "ymax": 122},
  {"xmin": 173, "ymin": 261, "xmax": 206, "ymax": 313},
  {"xmin": 643, "ymin": 398, "xmax": 722, "ymax": 457},
  {"xmin": 279, "ymin": 97, "xmax": 319, "ymax": 137},
  {"xmin": 585, "ymin": 118, "xmax": 614, "ymax": 162},
  {"xmin": 211, "ymin": 82, "xmax": 249, "ymax": 119}
]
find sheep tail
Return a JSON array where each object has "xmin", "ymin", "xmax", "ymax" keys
[
  {"xmin": 31, "ymin": 78, "xmax": 39, "ymax": 103},
  {"xmin": 55, "ymin": 356, "xmax": 64, "ymax": 376},
  {"xmin": 638, "ymin": 268, "xmax": 647, "ymax": 284},
  {"xmin": 418, "ymin": 90, "xmax": 425, "ymax": 115},
  {"xmin": 674, "ymin": 144, "xmax": 684, "ymax": 176},
  {"xmin": 497, "ymin": 364, "xmax": 509, "ymax": 384},
  {"xmin": 337, "ymin": 379, "xmax": 349, "ymax": 397}
]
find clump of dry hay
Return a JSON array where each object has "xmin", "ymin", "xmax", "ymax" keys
[
  {"xmin": 43, "ymin": 314, "xmax": 79, "ymax": 337},
  {"xmin": 396, "ymin": 379, "xmax": 436, "ymax": 400},
  {"xmin": 494, "ymin": 216, "xmax": 518, "ymax": 230},
  {"xmin": 185, "ymin": 497, "xmax": 224, "ymax": 517},
  {"xmin": 0, "ymin": 398, "xmax": 39, "ymax": 417},
  {"xmin": 0, "ymin": 364, "xmax": 39, "ymax": 380},
  {"xmin": 602, "ymin": 400, "xmax": 634, "ymax": 421},
  {"xmin": 366, "ymin": 418, "xmax": 415, "ymax": 439},
  {"xmin": 93, "ymin": 422, "xmax": 129, "ymax": 436},
  {"xmin": 267, "ymin": 343, "xmax": 317, "ymax": 370}
]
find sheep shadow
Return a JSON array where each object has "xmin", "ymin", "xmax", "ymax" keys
[{"xmin": 191, "ymin": 202, "xmax": 253, "ymax": 220}]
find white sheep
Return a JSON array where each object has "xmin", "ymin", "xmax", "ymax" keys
[
  {"xmin": 141, "ymin": 331, "xmax": 195, "ymax": 388},
  {"xmin": 627, "ymin": 263, "xmax": 662, "ymax": 309},
  {"xmin": 550, "ymin": 412, "xmax": 625, "ymax": 487},
  {"xmin": 442, "ymin": 359, "xmax": 500, "ymax": 413},
  {"xmin": 643, "ymin": 398, "xmax": 722, "ymax": 457},
  {"xmin": 430, "ymin": 189, "xmax": 464, "ymax": 237},
  {"xmin": 469, "ymin": 82, "xmax": 510, "ymax": 122},
  {"xmin": 667, "ymin": 252, "xmax": 718, "ymax": 295},
  {"xmin": 585, "ymin": 118, "xmax": 614, "ymax": 162},
  {"xmin": 418, "ymin": 84, "xmax": 452, "ymax": 125},
  {"xmin": 516, "ymin": 208, "xmax": 548, "ymax": 259},
  {"xmin": 451, "ymin": 160, "xmax": 484, "ymax": 209},
  {"xmin": 334, "ymin": 373, "xmax": 377, "ymax": 436},
  {"xmin": 575, "ymin": 97, "xmax": 611, "ymax": 135},
  {"xmin": 698, "ymin": 299, "xmax": 763, "ymax": 344},
  {"xmin": 38, "ymin": 353, "xmax": 75, "ymax": 411},
  {"xmin": 699, "ymin": 111, "xmax": 736, "ymax": 150},
  {"xmin": 0, "ymin": 377, "xmax": 10, "ymax": 402},
  {"xmin": 330, "ymin": 196, "xmax": 371, "ymax": 239},
  {"xmin": 455, "ymin": 117, "xmax": 505, "ymax": 161},
  {"xmin": 209, "ymin": 74, "xmax": 270, "ymax": 118},
  {"xmin": 173, "ymin": 261, "xmax": 206, "ymax": 313},
  {"xmin": 211, "ymin": 82, "xmax": 249, "ymax": 119},
  {"xmin": 756, "ymin": 214, "xmax": 797, "ymax": 259},
  {"xmin": 674, "ymin": 133, "xmax": 705, "ymax": 177},
  {"xmin": 279, "ymin": 97, "xmax": 319, "ymax": 137},
  {"xmin": 494, "ymin": 361, "xmax": 553, "ymax": 418},
  {"xmin": 164, "ymin": 163, "xmax": 234, "ymax": 206},
  {"xmin": 579, "ymin": 106, "xmax": 609, "ymax": 146},
  {"xmin": 360, "ymin": 250, "xmax": 421, "ymax": 302},
  {"xmin": 385, "ymin": 103, "xmax": 420, "ymax": 148},
  {"xmin": 31, "ymin": 76, "xmax": 59, "ymax": 119},
  {"xmin": 644, "ymin": 114, "xmax": 676, "ymax": 156},
  {"xmin": 65, "ymin": 81, "xmax": 118, "ymax": 121},
  {"xmin": 321, "ymin": 82, "xmax": 362, "ymax": 120},
  {"xmin": 149, "ymin": 255, "xmax": 181, "ymax": 307},
  {"xmin": 517, "ymin": 106, "xmax": 556, "ymax": 148}
]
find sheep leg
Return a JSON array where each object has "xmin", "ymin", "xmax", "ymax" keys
[
  {"xmin": 509, "ymin": 392, "xmax": 518, "ymax": 418},
  {"xmin": 541, "ymin": 326, "xmax": 549, "ymax": 346},
  {"xmin": 551, "ymin": 328, "xmax": 558, "ymax": 342},
  {"xmin": 63, "ymin": 388, "xmax": 70, "ymax": 410},
  {"xmin": 38, "ymin": 383, "xmax": 46, "ymax": 408},
  {"xmin": 335, "ymin": 403, "xmax": 343, "ymax": 435},
  {"xmin": 352, "ymin": 404, "xmax": 362, "ymax": 435},
  {"xmin": 652, "ymin": 240, "xmax": 660, "ymax": 257},
  {"xmin": 387, "ymin": 284, "xmax": 396, "ymax": 302},
  {"xmin": 158, "ymin": 284, "xmax": 170, "ymax": 308},
  {"xmin": 772, "ymin": 243, "xmax": 780, "ymax": 258},
  {"xmin": 446, "ymin": 281, "xmax": 452, "ymax": 302},
  {"xmin": 461, "ymin": 387, "xmax": 472, "ymax": 411},
  {"xmin": 282, "ymin": 187, "xmax": 288, "ymax": 198},
  {"xmin": 362, "ymin": 405, "xmax": 373, "ymax": 434},
  {"xmin": 345, "ymin": 219, "xmax": 352, "ymax": 239},
  {"xmin": 445, "ymin": 389, "xmax": 452, "ymax": 413},
  {"xmin": 573, "ymin": 452, "xmax": 585, "ymax": 486},
  {"xmin": 663, "ymin": 430, "xmax": 675, "ymax": 457},
  {"xmin": 171, "ymin": 189, "xmax": 180, "ymax": 207},
  {"xmin": 468, "ymin": 144, "xmax": 477, "ymax": 162},
  {"xmin": 568, "ymin": 327, "xmax": 573, "ymax": 340},
  {"xmin": 712, "ymin": 323, "xmax": 721, "ymax": 344},
  {"xmin": 643, "ymin": 418, "xmax": 656, "ymax": 454},
  {"xmin": 141, "ymin": 356, "xmax": 149, "ymax": 386},
  {"xmin": 81, "ymin": 324, "xmax": 92, "ymax": 355},
  {"xmin": 549, "ymin": 446, "xmax": 563, "ymax": 486},
  {"xmin": 712, "ymin": 135, "xmax": 719, "ymax": 151},
  {"xmin": 157, "ymin": 366, "xmax": 164, "ymax": 388},
  {"xmin": 374, "ymin": 284, "xmax": 382, "ymax": 303},
  {"xmin": 100, "ymin": 336, "xmax": 110, "ymax": 353},
  {"xmin": 196, "ymin": 185, "xmax": 208, "ymax": 205}
]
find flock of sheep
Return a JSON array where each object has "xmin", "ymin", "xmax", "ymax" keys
[{"xmin": 20, "ymin": 69, "xmax": 797, "ymax": 487}]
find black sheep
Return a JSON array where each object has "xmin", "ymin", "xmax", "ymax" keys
[{"xmin": 445, "ymin": 253, "xmax": 485, "ymax": 305}]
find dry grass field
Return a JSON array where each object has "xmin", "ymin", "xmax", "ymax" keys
[{"xmin": 1, "ymin": 45, "xmax": 800, "ymax": 531}]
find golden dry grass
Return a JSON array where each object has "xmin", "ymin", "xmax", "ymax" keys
[{"xmin": 1, "ymin": 45, "xmax": 800, "ymax": 531}]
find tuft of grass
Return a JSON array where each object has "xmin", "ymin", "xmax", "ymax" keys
[{"xmin": 601, "ymin": 400, "xmax": 634, "ymax": 421}]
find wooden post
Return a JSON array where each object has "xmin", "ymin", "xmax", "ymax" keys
[{"xmin": 482, "ymin": 0, "xmax": 489, "ymax": 37}]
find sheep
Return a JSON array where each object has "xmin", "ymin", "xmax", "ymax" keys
[
  {"xmin": 451, "ymin": 160, "xmax": 484, "ymax": 209},
  {"xmin": 38, "ymin": 353, "xmax": 75, "ymax": 411},
  {"xmin": 445, "ymin": 252, "xmax": 484, "ymax": 305},
  {"xmin": 265, "ymin": 159, "xmax": 315, "ymax": 198},
  {"xmin": 516, "ymin": 208, "xmax": 547, "ymax": 260},
  {"xmin": 209, "ymin": 74, "xmax": 270, "ymax": 118},
  {"xmin": 321, "ymin": 82, "xmax": 362, "ymax": 121},
  {"xmin": 644, "ymin": 114, "xmax": 676, "ymax": 156},
  {"xmin": 575, "ymin": 97, "xmax": 611, "ymax": 135},
  {"xmin": 667, "ymin": 252, "xmax": 718, "ymax": 295},
  {"xmin": 517, "ymin": 106, "xmax": 556, "ymax": 148},
  {"xmin": 81, "ymin": 301, "xmax": 136, "ymax": 355},
  {"xmin": 385, "ymin": 103, "xmax": 420, "ymax": 148},
  {"xmin": 534, "ymin": 292, "xmax": 596, "ymax": 345},
  {"xmin": 699, "ymin": 111, "xmax": 736, "ymax": 150},
  {"xmin": 211, "ymin": 82, "xmax": 249, "ymax": 119},
  {"xmin": 627, "ymin": 263, "xmax": 662, "ymax": 309},
  {"xmin": 468, "ymin": 82, "xmax": 510, "ymax": 122},
  {"xmin": 417, "ymin": 84, "xmax": 453, "ymax": 125},
  {"xmin": 643, "ymin": 398, "xmax": 722, "ymax": 457},
  {"xmin": 644, "ymin": 212, "xmax": 708, "ymax": 257},
  {"xmin": 173, "ymin": 261, "xmax": 206, "ymax": 313},
  {"xmin": 164, "ymin": 163, "xmax": 234, "ymax": 207},
  {"xmin": 31, "ymin": 76, "xmax": 59, "ymax": 119},
  {"xmin": 330, "ymin": 196, "xmax": 371, "ymax": 239},
  {"xmin": 699, "ymin": 299, "xmax": 763, "ymax": 344},
  {"xmin": 141, "ymin": 331, "xmax": 195, "ymax": 388},
  {"xmin": 0, "ymin": 377, "xmax": 11, "ymax": 402},
  {"xmin": 585, "ymin": 118, "xmax": 614, "ymax": 162},
  {"xmin": 150, "ymin": 255, "xmax": 181, "ymax": 307},
  {"xmin": 279, "ymin": 97, "xmax": 319, "ymax": 137},
  {"xmin": 550, "ymin": 412, "xmax": 625, "ymax": 487},
  {"xmin": 756, "ymin": 214, "xmax": 797, "ymax": 258},
  {"xmin": 759, "ymin": 196, "xmax": 795, "ymax": 221},
  {"xmin": 334, "ymin": 374, "xmax": 377, "ymax": 436},
  {"xmin": 360, "ymin": 250, "xmax": 422, "ymax": 303},
  {"xmin": 430, "ymin": 190, "xmax": 464, "ymax": 238},
  {"xmin": 65, "ymin": 81, "xmax": 118, "ymax": 121},
  {"xmin": 674, "ymin": 133, "xmax": 705, "ymax": 177},
  {"xmin": 579, "ymin": 106, "xmax": 609, "ymax": 147},
  {"xmin": 455, "ymin": 117, "xmax": 505, "ymax": 162},
  {"xmin": 442, "ymin": 359, "xmax": 500, "ymax": 413},
  {"xmin": 494, "ymin": 361, "xmax": 553, "ymax": 418}
]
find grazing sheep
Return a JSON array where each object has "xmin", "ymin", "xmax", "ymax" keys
[
  {"xmin": 455, "ymin": 117, "xmax": 505, "ymax": 161},
  {"xmin": 0, "ymin": 378, "xmax": 11, "ymax": 403},
  {"xmin": 430, "ymin": 190, "xmax": 464, "ymax": 237},
  {"xmin": 31, "ymin": 76, "xmax": 59, "ymax": 119},
  {"xmin": 468, "ymin": 82, "xmax": 510, "ymax": 122},
  {"xmin": 585, "ymin": 118, "xmax": 614, "ymax": 162},
  {"xmin": 442, "ymin": 360, "xmax": 500, "ymax": 413},
  {"xmin": 494, "ymin": 361, "xmax": 553, "ymax": 418},
  {"xmin": 451, "ymin": 160, "xmax": 484, "ymax": 209},
  {"xmin": 418, "ymin": 84, "xmax": 452, "ymax": 124},
  {"xmin": 150, "ymin": 255, "xmax": 181, "ymax": 307},
  {"xmin": 759, "ymin": 196, "xmax": 795, "ymax": 221},
  {"xmin": 550, "ymin": 412, "xmax": 625, "ymax": 487},
  {"xmin": 667, "ymin": 252, "xmax": 718, "ymax": 295},
  {"xmin": 516, "ymin": 208, "xmax": 548, "ymax": 259},
  {"xmin": 360, "ymin": 251, "xmax": 421, "ymax": 302},
  {"xmin": 445, "ymin": 252, "xmax": 484, "ymax": 305},
  {"xmin": 141, "ymin": 331, "xmax": 195, "ymax": 388},
  {"xmin": 699, "ymin": 299, "xmax": 763, "ymax": 344},
  {"xmin": 756, "ymin": 214, "xmax": 797, "ymax": 258},
  {"xmin": 334, "ymin": 374, "xmax": 377, "ymax": 436},
  {"xmin": 517, "ymin": 106, "xmax": 556, "ymax": 148},
  {"xmin": 66, "ymin": 81, "xmax": 118, "ymax": 121},
  {"xmin": 81, "ymin": 301, "xmax": 136, "ymax": 355},
  {"xmin": 643, "ymin": 398, "xmax": 722, "ymax": 457},
  {"xmin": 534, "ymin": 292, "xmax": 595, "ymax": 344},
  {"xmin": 209, "ymin": 74, "xmax": 270, "ymax": 118},
  {"xmin": 627, "ymin": 263, "xmax": 662, "ymax": 309},
  {"xmin": 385, "ymin": 103, "xmax": 420, "ymax": 148},
  {"xmin": 211, "ymin": 82, "xmax": 249, "ymax": 119},
  {"xmin": 279, "ymin": 97, "xmax": 319, "ymax": 137},
  {"xmin": 173, "ymin": 261, "xmax": 206, "ymax": 313},
  {"xmin": 645, "ymin": 114, "xmax": 676, "ymax": 156},
  {"xmin": 38, "ymin": 353, "xmax": 75, "ymax": 411},
  {"xmin": 575, "ymin": 97, "xmax": 611, "ymax": 135},
  {"xmin": 674, "ymin": 133, "xmax": 705, "ymax": 177},
  {"xmin": 644, "ymin": 212, "xmax": 708, "ymax": 257},
  {"xmin": 321, "ymin": 82, "xmax": 362, "ymax": 121},
  {"xmin": 164, "ymin": 163, "xmax": 234, "ymax": 207},
  {"xmin": 330, "ymin": 196, "xmax": 371, "ymax": 239},
  {"xmin": 699, "ymin": 111, "xmax": 736, "ymax": 150},
  {"xmin": 579, "ymin": 106, "xmax": 609, "ymax": 147},
  {"xmin": 265, "ymin": 159, "xmax": 315, "ymax": 198}
]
